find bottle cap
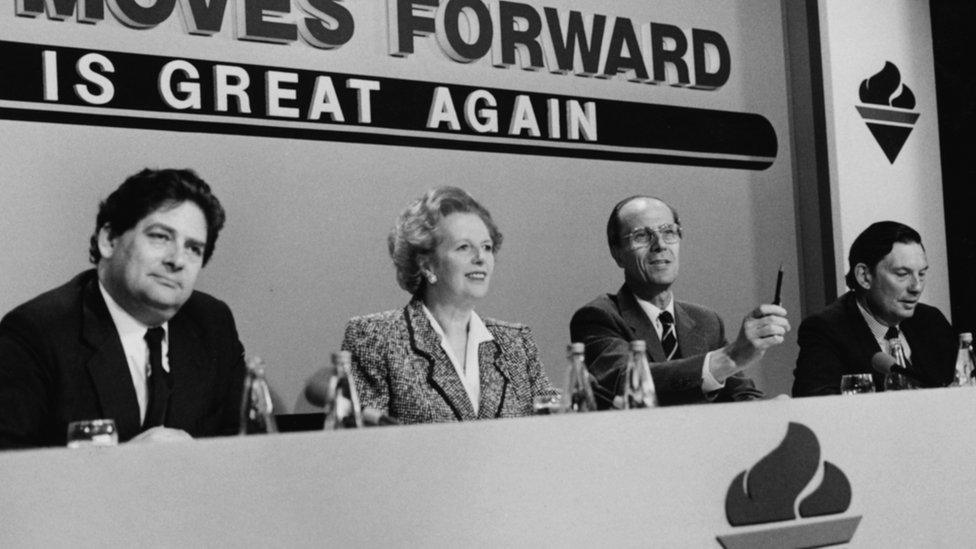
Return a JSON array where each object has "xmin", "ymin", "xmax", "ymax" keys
[
  {"xmin": 567, "ymin": 342, "xmax": 585, "ymax": 354},
  {"xmin": 630, "ymin": 339, "xmax": 646, "ymax": 352},
  {"xmin": 961, "ymin": 333, "xmax": 973, "ymax": 344},
  {"xmin": 245, "ymin": 356, "xmax": 265, "ymax": 373},
  {"xmin": 331, "ymin": 350, "xmax": 352, "ymax": 365}
]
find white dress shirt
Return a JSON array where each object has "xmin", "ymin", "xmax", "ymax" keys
[
  {"xmin": 633, "ymin": 294, "xmax": 725, "ymax": 393},
  {"xmin": 422, "ymin": 305, "xmax": 493, "ymax": 414},
  {"xmin": 98, "ymin": 283, "xmax": 170, "ymax": 424},
  {"xmin": 855, "ymin": 299, "xmax": 912, "ymax": 361}
]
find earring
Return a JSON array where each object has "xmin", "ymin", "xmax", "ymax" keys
[{"xmin": 427, "ymin": 272, "xmax": 437, "ymax": 284}]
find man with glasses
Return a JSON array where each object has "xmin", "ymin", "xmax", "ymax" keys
[
  {"xmin": 570, "ymin": 196, "xmax": 790, "ymax": 407},
  {"xmin": 0, "ymin": 168, "xmax": 246, "ymax": 448}
]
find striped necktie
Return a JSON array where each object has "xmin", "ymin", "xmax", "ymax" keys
[{"xmin": 659, "ymin": 310, "xmax": 680, "ymax": 360}]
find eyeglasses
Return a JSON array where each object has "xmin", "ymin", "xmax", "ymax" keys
[{"xmin": 621, "ymin": 224, "xmax": 682, "ymax": 249}]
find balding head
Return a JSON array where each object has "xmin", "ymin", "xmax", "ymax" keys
[
  {"xmin": 606, "ymin": 196, "xmax": 683, "ymax": 302},
  {"xmin": 606, "ymin": 196, "xmax": 680, "ymax": 252}
]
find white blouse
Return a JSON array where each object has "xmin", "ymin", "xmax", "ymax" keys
[{"xmin": 421, "ymin": 305, "xmax": 494, "ymax": 414}]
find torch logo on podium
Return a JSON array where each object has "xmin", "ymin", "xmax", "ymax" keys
[
  {"xmin": 716, "ymin": 423, "xmax": 861, "ymax": 548},
  {"xmin": 855, "ymin": 61, "xmax": 920, "ymax": 163}
]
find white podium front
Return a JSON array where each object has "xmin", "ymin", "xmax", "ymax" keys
[{"xmin": 1, "ymin": 389, "xmax": 973, "ymax": 547}]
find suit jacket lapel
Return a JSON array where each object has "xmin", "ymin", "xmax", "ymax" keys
[
  {"xmin": 166, "ymin": 311, "xmax": 207, "ymax": 427},
  {"xmin": 80, "ymin": 277, "xmax": 142, "ymax": 439},
  {"xmin": 899, "ymin": 313, "xmax": 931, "ymax": 379},
  {"xmin": 618, "ymin": 285, "xmax": 665, "ymax": 361},
  {"xmin": 477, "ymin": 333, "xmax": 510, "ymax": 419},
  {"xmin": 841, "ymin": 292, "xmax": 886, "ymax": 387},
  {"xmin": 405, "ymin": 300, "xmax": 477, "ymax": 421},
  {"xmin": 842, "ymin": 292, "xmax": 885, "ymax": 357},
  {"xmin": 673, "ymin": 302, "xmax": 705, "ymax": 357}
]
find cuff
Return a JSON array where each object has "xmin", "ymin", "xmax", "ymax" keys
[{"xmin": 701, "ymin": 350, "xmax": 730, "ymax": 393}]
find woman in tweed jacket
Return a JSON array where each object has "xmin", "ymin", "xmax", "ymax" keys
[{"xmin": 341, "ymin": 187, "xmax": 558, "ymax": 424}]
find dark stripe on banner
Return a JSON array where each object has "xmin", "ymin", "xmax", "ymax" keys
[
  {"xmin": 0, "ymin": 107, "xmax": 773, "ymax": 170},
  {"xmin": 0, "ymin": 40, "xmax": 778, "ymax": 170},
  {"xmin": 854, "ymin": 106, "xmax": 920, "ymax": 124}
]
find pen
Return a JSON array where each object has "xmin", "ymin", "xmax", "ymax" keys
[{"xmin": 773, "ymin": 263, "xmax": 783, "ymax": 306}]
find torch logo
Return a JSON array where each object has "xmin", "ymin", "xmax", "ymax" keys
[
  {"xmin": 716, "ymin": 423, "xmax": 861, "ymax": 548},
  {"xmin": 855, "ymin": 61, "xmax": 920, "ymax": 163}
]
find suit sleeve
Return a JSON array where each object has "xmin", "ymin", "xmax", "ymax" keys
[
  {"xmin": 214, "ymin": 303, "xmax": 246, "ymax": 437},
  {"xmin": 570, "ymin": 303, "xmax": 712, "ymax": 407},
  {"xmin": 792, "ymin": 315, "xmax": 844, "ymax": 397},
  {"xmin": 714, "ymin": 371, "xmax": 764, "ymax": 402},
  {"xmin": 917, "ymin": 307, "xmax": 956, "ymax": 387},
  {"xmin": 0, "ymin": 310, "xmax": 56, "ymax": 449},
  {"xmin": 518, "ymin": 326, "xmax": 559, "ymax": 400},
  {"xmin": 709, "ymin": 314, "xmax": 764, "ymax": 402},
  {"xmin": 342, "ymin": 318, "xmax": 391, "ymax": 415}
]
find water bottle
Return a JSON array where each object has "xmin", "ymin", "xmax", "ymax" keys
[
  {"xmin": 622, "ymin": 340, "xmax": 657, "ymax": 408},
  {"xmin": 239, "ymin": 356, "xmax": 278, "ymax": 434},
  {"xmin": 952, "ymin": 333, "xmax": 976, "ymax": 387},
  {"xmin": 325, "ymin": 351, "xmax": 364, "ymax": 429},
  {"xmin": 562, "ymin": 343, "xmax": 597, "ymax": 412},
  {"xmin": 884, "ymin": 338, "xmax": 913, "ymax": 391},
  {"xmin": 968, "ymin": 337, "xmax": 976, "ymax": 385}
]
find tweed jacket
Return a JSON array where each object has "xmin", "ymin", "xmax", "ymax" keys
[
  {"xmin": 792, "ymin": 291, "xmax": 956, "ymax": 396},
  {"xmin": 569, "ymin": 284, "xmax": 763, "ymax": 407},
  {"xmin": 0, "ymin": 270, "xmax": 246, "ymax": 449},
  {"xmin": 341, "ymin": 298, "xmax": 558, "ymax": 423}
]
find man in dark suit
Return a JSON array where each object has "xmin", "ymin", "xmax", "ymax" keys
[
  {"xmin": 570, "ymin": 196, "xmax": 790, "ymax": 407},
  {"xmin": 793, "ymin": 221, "xmax": 955, "ymax": 396},
  {"xmin": 0, "ymin": 168, "xmax": 245, "ymax": 449}
]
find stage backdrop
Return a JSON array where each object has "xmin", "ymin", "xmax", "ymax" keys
[
  {"xmin": 0, "ymin": 0, "xmax": 800, "ymax": 408},
  {"xmin": 818, "ymin": 0, "xmax": 950, "ymax": 313}
]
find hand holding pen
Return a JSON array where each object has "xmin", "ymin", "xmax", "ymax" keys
[{"xmin": 722, "ymin": 265, "xmax": 791, "ymax": 367}]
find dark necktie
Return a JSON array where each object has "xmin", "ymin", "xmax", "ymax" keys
[
  {"xmin": 659, "ymin": 311, "xmax": 680, "ymax": 360},
  {"xmin": 143, "ymin": 327, "xmax": 170, "ymax": 428},
  {"xmin": 884, "ymin": 325, "xmax": 912, "ymax": 369}
]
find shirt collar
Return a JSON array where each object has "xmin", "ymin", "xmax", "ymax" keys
[
  {"xmin": 421, "ymin": 304, "xmax": 494, "ymax": 345},
  {"xmin": 98, "ymin": 282, "xmax": 168, "ymax": 340},
  {"xmin": 855, "ymin": 297, "xmax": 896, "ymax": 341},
  {"xmin": 633, "ymin": 293, "xmax": 675, "ymax": 326}
]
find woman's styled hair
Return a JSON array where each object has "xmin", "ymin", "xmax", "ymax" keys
[{"xmin": 388, "ymin": 186, "xmax": 502, "ymax": 294}]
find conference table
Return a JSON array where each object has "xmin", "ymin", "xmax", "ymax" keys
[{"xmin": 2, "ymin": 388, "xmax": 973, "ymax": 547}]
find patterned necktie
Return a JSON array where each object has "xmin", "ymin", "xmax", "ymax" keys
[
  {"xmin": 884, "ymin": 325, "xmax": 912, "ymax": 369},
  {"xmin": 659, "ymin": 310, "xmax": 680, "ymax": 360},
  {"xmin": 143, "ymin": 327, "xmax": 170, "ymax": 428}
]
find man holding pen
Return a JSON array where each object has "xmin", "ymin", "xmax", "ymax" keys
[{"xmin": 570, "ymin": 195, "xmax": 791, "ymax": 407}]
